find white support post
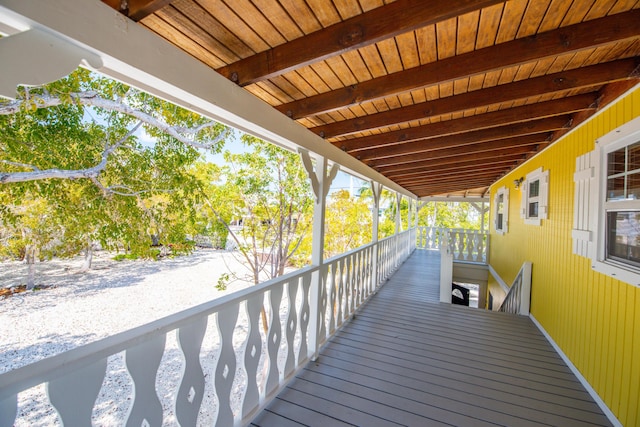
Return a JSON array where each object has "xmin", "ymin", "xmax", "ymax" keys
[
  {"xmin": 440, "ymin": 230, "xmax": 453, "ymax": 303},
  {"xmin": 395, "ymin": 193, "xmax": 402, "ymax": 233},
  {"xmin": 407, "ymin": 198, "xmax": 413, "ymax": 252},
  {"xmin": 395, "ymin": 193, "xmax": 402, "ymax": 261},
  {"xmin": 519, "ymin": 261, "xmax": 533, "ymax": 315},
  {"xmin": 371, "ymin": 181, "xmax": 382, "ymax": 290},
  {"xmin": 299, "ymin": 149, "xmax": 338, "ymax": 361}
]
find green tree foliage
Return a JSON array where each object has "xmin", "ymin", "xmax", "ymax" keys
[
  {"xmin": 197, "ymin": 135, "xmax": 314, "ymax": 287},
  {"xmin": 324, "ymin": 189, "xmax": 372, "ymax": 258},
  {"xmin": 0, "ymin": 69, "xmax": 230, "ymax": 286},
  {"xmin": 417, "ymin": 201, "xmax": 488, "ymax": 230},
  {"xmin": 378, "ymin": 189, "xmax": 400, "ymax": 238}
]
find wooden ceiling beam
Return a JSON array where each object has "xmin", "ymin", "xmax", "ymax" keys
[
  {"xmin": 550, "ymin": 80, "xmax": 640, "ymax": 144},
  {"xmin": 406, "ymin": 180, "xmax": 496, "ymax": 194},
  {"xmin": 367, "ymin": 133, "xmax": 549, "ymax": 168},
  {"xmin": 337, "ymin": 93, "xmax": 597, "ymax": 153},
  {"xmin": 390, "ymin": 79, "xmax": 638, "ymax": 191},
  {"xmin": 279, "ymin": 10, "xmax": 640, "ymax": 119},
  {"xmin": 311, "ymin": 58, "xmax": 640, "ymax": 139},
  {"xmin": 400, "ymin": 174, "xmax": 504, "ymax": 190},
  {"xmin": 364, "ymin": 132, "xmax": 551, "ymax": 168},
  {"xmin": 400, "ymin": 168, "xmax": 506, "ymax": 181},
  {"xmin": 411, "ymin": 187, "xmax": 492, "ymax": 197},
  {"xmin": 406, "ymin": 177, "xmax": 497, "ymax": 189},
  {"xmin": 101, "ymin": 0, "xmax": 174, "ymax": 21},
  {"xmin": 357, "ymin": 116, "xmax": 570, "ymax": 161},
  {"xmin": 376, "ymin": 150, "xmax": 532, "ymax": 175},
  {"xmin": 385, "ymin": 160, "xmax": 519, "ymax": 181},
  {"xmin": 394, "ymin": 165, "xmax": 510, "ymax": 187},
  {"xmin": 216, "ymin": 0, "xmax": 503, "ymax": 86}
]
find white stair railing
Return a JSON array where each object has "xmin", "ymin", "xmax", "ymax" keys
[
  {"xmin": 498, "ymin": 261, "xmax": 532, "ymax": 315},
  {"xmin": 0, "ymin": 230, "xmax": 414, "ymax": 427},
  {"xmin": 416, "ymin": 226, "xmax": 489, "ymax": 263}
]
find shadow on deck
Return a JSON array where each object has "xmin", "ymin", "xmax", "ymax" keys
[{"xmin": 252, "ymin": 250, "xmax": 612, "ymax": 427}]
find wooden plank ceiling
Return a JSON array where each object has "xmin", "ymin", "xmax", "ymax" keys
[{"xmin": 103, "ymin": 0, "xmax": 640, "ymax": 198}]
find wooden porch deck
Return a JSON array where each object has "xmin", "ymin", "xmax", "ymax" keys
[{"xmin": 251, "ymin": 250, "xmax": 612, "ymax": 427}]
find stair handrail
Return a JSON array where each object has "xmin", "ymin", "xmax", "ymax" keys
[{"xmin": 498, "ymin": 261, "xmax": 532, "ymax": 315}]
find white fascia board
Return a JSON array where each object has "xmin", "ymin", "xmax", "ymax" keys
[{"xmin": 0, "ymin": 0, "xmax": 415, "ymax": 198}]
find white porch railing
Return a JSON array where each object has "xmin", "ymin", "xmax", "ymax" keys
[
  {"xmin": 498, "ymin": 261, "xmax": 532, "ymax": 316},
  {"xmin": 0, "ymin": 230, "xmax": 414, "ymax": 427},
  {"xmin": 415, "ymin": 226, "xmax": 489, "ymax": 263}
]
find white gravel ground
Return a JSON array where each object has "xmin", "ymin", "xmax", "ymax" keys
[{"xmin": 0, "ymin": 249, "xmax": 260, "ymax": 426}]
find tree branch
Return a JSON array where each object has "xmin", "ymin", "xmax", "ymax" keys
[
  {"xmin": 0, "ymin": 91, "xmax": 224, "ymax": 150},
  {"xmin": 0, "ymin": 160, "xmax": 40, "ymax": 171},
  {"xmin": 1, "ymin": 162, "xmax": 105, "ymax": 183},
  {"xmin": 0, "ymin": 121, "xmax": 141, "ymax": 185}
]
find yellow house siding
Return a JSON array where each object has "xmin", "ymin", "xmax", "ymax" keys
[{"xmin": 489, "ymin": 86, "xmax": 640, "ymax": 426}]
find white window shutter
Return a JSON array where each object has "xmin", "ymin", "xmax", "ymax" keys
[
  {"xmin": 572, "ymin": 150, "xmax": 596, "ymax": 258},
  {"xmin": 494, "ymin": 187, "xmax": 510, "ymax": 233},
  {"xmin": 503, "ymin": 187, "xmax": 509, "ymax": 231},
  {"xmin": 494, "ymin": 192, "xmax": 499, "ymax": 229},
  {"xmin": 539, "ymin": 170, "xmax": 549, "ymax": 220},
  {"xmin": 520, "ymin": 179, "xmax": 528, "ymax": 218}
]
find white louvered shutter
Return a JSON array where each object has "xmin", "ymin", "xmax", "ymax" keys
[
  {"xmin": 539, "ymin": 170, "xmax": 549, "ymax": 220},
  {"xmin": 572, "ymin": 150, "xmax": 596, "ymax": 258}
]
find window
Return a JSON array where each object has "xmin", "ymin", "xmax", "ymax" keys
[
  {"xmin": 604, "ymin": 142, "xmax": 640, "ymax": 269},
  {"xmin": 573, "ymin": 115, "xmax": 640, "ymax": 286},
  {"xmin": 494, "ymin": 186, "xmax": 508, "ymax": 234},
  {"xmin": 520, "ymin": 167, "xmax": 549, "ymax": 226}
]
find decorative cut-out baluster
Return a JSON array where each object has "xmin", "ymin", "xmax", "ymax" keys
[
  {"xmin": 47, "ymin": 358, "xmax": 108, "ymax": 425},
  {"xmin": 176, "ymin": 317, "xmax": 208, "ymax": 427},
  {"xmin": 345, "ymin": 256, "xmax": 352, "ymax": 317},
  {"xmin": 353, "ymin": 250, "xmax": 366, "ymax": 311},
  {"xmin": 352, "ymin": 253, "xmax": 359, "ymax": 310},
  {"xmin": 331, "ymin": 260, "xmax": 346, "ymax": 328},
  {"xmin": 0, "ymin": 393, "xmax": 17, "ymax": 427},
  {"xmin": 125, "ymin": 334, "xmax": 166, "ymax": 427},
  {"xmin": 326, "ymin": 263, "xmax": 336, "ymax": 332},
  {"xmin": 472, "ymin": 233, "xmax": 478, "ymax": 262},
  {"xmin": 242, "ymin": 293, "xmax": 263, "ymax": 419},
  {"xmin": 265, "ymin": 286, "xmax": 283, "ymax": 397},
  {"xmin": 350, "ymin": 254, "xmax": 358, "ymax": 312},
  {"xmin": 345, "ymin": 256, "xmax": 353, "ymax": 318},
  {"xmin": 298, "ymin": 273, "xmax": 311, "ymax": 361},
  {"xmin": 318, "ymin": 267, "xmax": 328, "ymax": 343},
  {"xmin": 362, "ymin": 249, "xmax": 370, "ymax": 299},
  {"xmin": 214, "ymin": 303, "xmax": 239, "ymax": 427},
  {"xmin": 358, "ymin": 251, "xmax": 365, "ymax": 304},
  {"xmin": 336, "ymin": 257, "xmax": 348, "ymax": 327},
  {"xmin": 284, "ymin": 278, "xmax": 298, "ymax": 378}
]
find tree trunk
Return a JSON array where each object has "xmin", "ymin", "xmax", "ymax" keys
[
  {"xmin": 25, "ymin": 246, "xmax": 36, "ymax": 290},
  {"xmin": 81, "ymin": 238, "xmax": 93, "ymax": 272}
]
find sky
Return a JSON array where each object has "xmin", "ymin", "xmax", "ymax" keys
[{"xmin": 139, "ymin": 126, "xmax": 367, "ymax": 196}]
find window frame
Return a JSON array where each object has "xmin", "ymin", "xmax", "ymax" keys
[
  {"xmin": 592, "ymin": 116, "xmax": 640, "ymax": 285},
  {"xmin": 494, "ymin": 186, "xmax": 509, "ymax": 234},
  {"xmin": 521, "ymin": 167, "xmax": 549, "ymax": 226}
]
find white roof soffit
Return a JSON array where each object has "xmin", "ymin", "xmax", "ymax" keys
[{"xmin": 0, "ymin": 0, "xmax": 416, "ymax": 199}]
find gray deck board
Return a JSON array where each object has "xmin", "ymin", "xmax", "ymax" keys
[{"xmin": 252, "ymin": 249, "xmax": 612, "ymax": 427}]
